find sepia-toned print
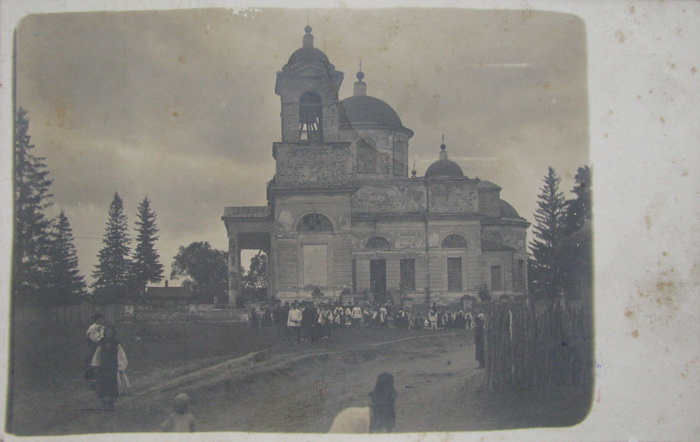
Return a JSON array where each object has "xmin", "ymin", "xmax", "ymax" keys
[{"xmin": 8, "ymin": 7, "xmax": 593, "ymax": 436}]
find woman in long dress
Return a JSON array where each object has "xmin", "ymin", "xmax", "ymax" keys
[
  {"xmin": 328, "ymin": 372, "xmax": 397, "ymax": 433},
  {"xmin": 91, "ymin": 326, "xmax": 128, "ymax": 409}
]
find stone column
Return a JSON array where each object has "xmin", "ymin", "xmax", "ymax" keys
[{"xmin": 228, "ymin": 235, "xmax": 240, "ymax": 306}]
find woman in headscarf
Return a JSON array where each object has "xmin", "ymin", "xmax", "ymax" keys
[
  {"xmin": 328, "ymin": 372, "xmax": 397, "ymax": 433},
  {"xmin": 91, "ymin": 325, "xmax": 128, "ymax": 409}
]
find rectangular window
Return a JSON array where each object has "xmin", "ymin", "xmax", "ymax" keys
[
  {"xmin": 514, "ymin": 260, "xmax": 524, "ymax": 291},
  {"xmin": 351, "ymin": 260, "xmax": 357, "ymax": 293},
  {"xmin": 447, "ymin": 258, "xmax": 462, "ymax": 291},
  {"xmin": 491, "ymin": 265, "xmax": 502, "ymax": 291},
  {"xmin": 400, "ymin": 259, "xmax": 416, "ymax": 292}
]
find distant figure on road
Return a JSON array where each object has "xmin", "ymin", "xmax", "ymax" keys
[
  {"xmin": 328, "ymin": 372, "xmax": 397, "ymax": 434},
  {"xmin": 474, "ymin": 311, "xmax": 486, "ymax": 369},
  {"xmin": 160, "ymin": 393, "xmax": 196, "ymax": 432},
  {"xmin": 287, "ymin": 302, "xmax": 302, "ymax": 344},
  {"xmin": 84, "ymin": 313, "xmax": 105, "ymax": 388},
  {"xmin": 91, "ymin": 326, "xmax": 128, "ymax": 410},
  {"xmin": 351, "ymin": 304, "xmax": 363, "ymax": 329},
  {"xmin": 428, "ymin": 304, "xmax": 438, "ymax": 331}
]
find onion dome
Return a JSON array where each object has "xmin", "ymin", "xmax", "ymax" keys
[
  {"xmin": 339, "ymin": 70, "xmax": 411, "ymax": 133},
  {"xmin": 282, "ymin": 26, "xmax": 337, "ymax": 72},
  {"xmin": 425, "ymin": 141, "xmax": 465, "ymax": 178}
]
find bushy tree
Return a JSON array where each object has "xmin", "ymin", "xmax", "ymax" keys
[
  {"xmin": 244, "ymin": 252, "xmax": 267, "ymax": 289},
  {"xmin": 131, "ymin": 196, "xmax": 163, "ymax": 296},
  {"xmin": 92, "ymin": 193, "xmax": 132, "ymax": 302},
  {"xmin": 42, "ymin": 211, "xmax": 87, "ymax": 304},
  {"xmin": 13, "ymin": 108, "xmax": 54, "ymax": 304},
  {"xmin": 529, "ymin": 167, "xmax": 566, "ymax": 299},
  {"xmin": 171, "ymin": 242, "xmax": 228, "ymax": 304}
]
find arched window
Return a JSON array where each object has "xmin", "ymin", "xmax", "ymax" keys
[
  {"xmin": 441, "ymin": 234, "xmax": 468, "ymax": 248},
  {"xmin": 366, "ymin": 237, "xmax": 390, "ymax": 250},
  {"xmin": 297, "ymin": 213, "xmax": 333, "ymax": 232},
  {"xmin": 299, "ymin": 91, "xmax": 323, "ymax": 142}
]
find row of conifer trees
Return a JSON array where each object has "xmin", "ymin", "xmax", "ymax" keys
[{"xmin": 13, "ymin": 108, "xmax": 164, "ymax": 305}]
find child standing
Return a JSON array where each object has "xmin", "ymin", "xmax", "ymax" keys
[{"xmin": 161, "ymin": 393, "xmax": 196, "ymax": 432}]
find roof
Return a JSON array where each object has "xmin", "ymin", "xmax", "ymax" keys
[
  {"xmin": 223, "ymin": 206, "xmax": 272, "ymax": 218},
  {"xmin": 425, "ymin": 158, "xmax": 464, "ymax": 178},
  {"xmin": 338, "ymin": 95, "xmax": 404, "ymax": 129},
  {"xmin": 283, "ymin": 46, "xmax": 335, "ymax": 72},
  {"xmin": 481, "ymin": 240, "xmax": 516, "ymax": 251},
  {"xmin": 477, "ymin": 180, "xmax": 501, "ymax": 190},
  {"xmin": 499, "ymin": 199, "xmax": 521, "ymax": 218}
]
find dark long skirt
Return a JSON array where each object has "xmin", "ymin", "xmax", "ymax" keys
[{"xmin": 95, "ymin": 343, "xmax": 120, "ymax": 400}]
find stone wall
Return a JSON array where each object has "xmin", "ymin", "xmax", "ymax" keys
[
  {"xmin": 428, "ymin": 180, "xmax": 479, "ymax": 214},
  {"xmin": 273, "ymin": 142, "xmax": 351, "ymax": 187},
  {"xmin": 351, "ymin": 181, "xmax": 426, "ymax": 213},
  {"xmin": 479, "ymin": 188, "xmax": 501, "ymax": 217},
  {"xmin": 339, "ymin": 128, "xmax": 411, "ymax": 179}
]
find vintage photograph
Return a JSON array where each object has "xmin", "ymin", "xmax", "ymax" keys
[{"xmin": 10, "ymin": 5, "xmax": 593, "ymax": 437}]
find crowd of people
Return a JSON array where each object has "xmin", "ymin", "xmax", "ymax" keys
[{"xmin": 247, "ymin": 300, "xmax": 479, "ymax": 343}]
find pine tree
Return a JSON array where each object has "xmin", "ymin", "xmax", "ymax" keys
[
  {"xmin": 563, "ymin": 165, "xmax": 592, "ymax": 236},
  {"xmin": 529, "ymin": 167, "xmax": 566, "ymax": 299},
  {"xmin": 558, "ymin": 165, "xmax": 593, "ymax": 299},
  {"xmin": 42, "ymin": 211, "xmax": 87, "ymax": 304},
  {"xmin": 132, "ymin": 196, "xmax": 163, "ymax": 296},
  {"xmin": 92, "ymin": 193, "xmax": 132, "ymax": 302},
  {"xmin": 13, "ymin": 107, "xmax": 54, "ymax": 304}
]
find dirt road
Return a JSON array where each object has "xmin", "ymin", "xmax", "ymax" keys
[{"xmin": 8, "ymin": 326, "xmax": 589, "ymax": 436}]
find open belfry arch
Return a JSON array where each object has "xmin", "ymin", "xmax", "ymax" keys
[{"xmin": 222, "ymin": 27, "xmax": 530, "ymax": 306}]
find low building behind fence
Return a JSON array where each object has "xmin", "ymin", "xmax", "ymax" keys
[{"xmin": 483, "ymin": 299, "xmax": 593, "ymax": 391}]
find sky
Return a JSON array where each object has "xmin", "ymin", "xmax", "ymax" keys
[{"xmin": 15, "ymin": 7, "xmax": 588, "ymax": 286}]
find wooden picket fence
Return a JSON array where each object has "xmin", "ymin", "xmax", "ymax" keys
[
  {"xmin": 13, "ymin": 303, "xmax": 126, "ymax": 326},
  {"xmin": 483, "ymin": 299, "xmax": 592, "ymax": 391}
]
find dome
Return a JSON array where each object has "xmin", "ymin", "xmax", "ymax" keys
[
  {"xmin": 338, "ymin": 95, "xmax": 404, "ymax": 128},
  {"xmin": 425, "ymin": 158, "xmax": 464, "ymax": 178},
  {"xmin": 283, "ymin": 46, "xmax": 335, "ymax": 72},
  {"xmin": 499, "ymin": 199, "xmax": 521, "ymax": 218},
  {"xmin": 281, "ymin": 26, "xmax": 337, "ymax": 73}
]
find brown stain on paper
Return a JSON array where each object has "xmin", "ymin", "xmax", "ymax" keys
[{"xmin": 615, "ymin": 30, "xmax": 625, "ymax": 43}]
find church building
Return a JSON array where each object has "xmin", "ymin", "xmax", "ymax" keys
[{"xmin": 222, "ymin": 26, "xmax": 530, "ymax": 306}]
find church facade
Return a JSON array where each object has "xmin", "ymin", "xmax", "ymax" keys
[{"xmin": 222, "ymin": 27, "xmax": 530, "ymax": 307}]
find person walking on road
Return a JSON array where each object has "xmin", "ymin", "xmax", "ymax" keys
[
  {"xmin": 91, "ymin": 326, "xmax": 128, "ymax": 410},
  {"xmin": 84, "ymin": 313, "xmax": 105, "ymax": 388}
]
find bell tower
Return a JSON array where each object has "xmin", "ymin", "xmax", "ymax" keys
[{"xmin": 274, "ymin": 26, "xmax": 344, "ymax": 143}]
